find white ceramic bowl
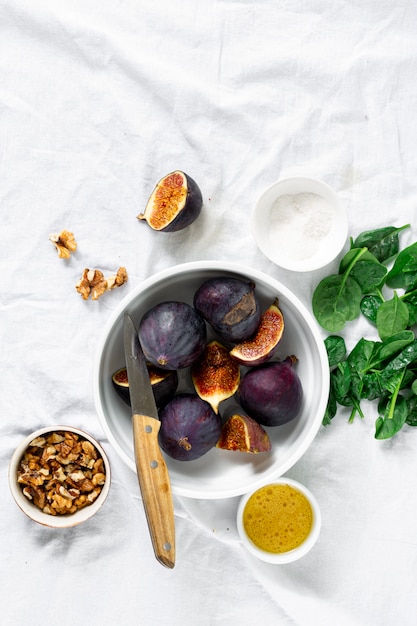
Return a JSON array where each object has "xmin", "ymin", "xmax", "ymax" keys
[
  {"xmin": 94, "ymin": 261, "xmax": 329, "ymax": 499},
  {"xmin": 236, "ymin": 477, "xmax": 321, "ymax": 563},
  {"xmin": 252, "ymin": 176, "xmax": 348, "ymax": 272},
  {"xmin": 9, "ymin": 426, "xmax": 111, "ymax": 528}
]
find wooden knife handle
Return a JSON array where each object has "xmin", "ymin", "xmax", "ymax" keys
[{"xmin": 132, "ymin": 413, "xmax": 176, "ymax": 568}]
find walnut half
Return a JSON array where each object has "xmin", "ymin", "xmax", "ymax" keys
[
  {"xmin": 76, "ymin": 267, "xmax": 128, "ymax": 300},
  {"xmin": 49, "ymin": 230, "xmax": 77, "ymax": 259}
]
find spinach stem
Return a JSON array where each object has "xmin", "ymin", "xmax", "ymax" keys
[
  {"xmin": 387, "ymin": 369, "xmax": 406, "ymax": 420},
  {"xmin": 400, "ymin": 286, "xmax": 417, "ymax": 301},
  {"xmin": 344, "ymin": 247, "xmax": 369, "ymax": 276},
  {"xmin": 374, "ymin": 286, "xmax": 385, "ymax": 301},
  {"xmin": 348, "ymin": 397, "xmax": 364, "ymax": 422},
  {"xmin": 336, "ymin": 247, "xmax": 369, "ymax": 310}
]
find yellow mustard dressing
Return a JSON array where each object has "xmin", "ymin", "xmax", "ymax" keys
[{"xmin": 243, "ymin": 484, "xmax": 313, "ymax": 553}]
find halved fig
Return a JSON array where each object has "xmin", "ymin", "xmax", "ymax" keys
[
  {"xmin": 216, "ymin": 413, "xmax": 271, "ymax": 453},
  {"xmin": 229, "ymin": 298, "xmax": 284, "ymax": 366},
  {"xmin": 193, "ymin": 276, "xmax": 261, "ymax": 343},
  {"xmin": 112, "ymin": 365, "xmax": 178, "ymax": 408},
  {"xmin": 191, "ymin": 340, "xmax": 240, "ymax": 413},
  {"xmin": 137, "ymin": 171, "xmax": 203, "ymax": 232}
]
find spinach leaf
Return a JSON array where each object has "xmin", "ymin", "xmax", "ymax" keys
[
  {"xmin": 406, "ymin": 394, "xmax": 417, "ymax": 426},
  {"xmin": 402, "ymin": 368, "xmax": 416, "ymax": 390},
  {"xmin": 404, "ymin": 301, "xmax": 417, "ymax": 326},
  {"xmin": 360, "ymin": 333, "xmax": 414, "ymax": 400},
  {"xmin": 347, "ymin": 337, "xmax": 376, "ymax": 375},
  {"xmin": 368, "ymin": 330, "xmax": 414, "ymax": 368},
  {"xmin": 324, "ymin": 335, "xmax": 346, "ymax": 367},
  {"xmin": 360, "ymin": 371, "xmax": 383, "ymax": 400},
  {"xmin": 401, "ymin": 287, "xmax": 417, "ymax": 325},
  {"xmin": 353, "ymin": 224, "xmax": 410, "ymax": 262},
  {"xmin": 350, "ymin": 260, "xmax": 387, "ymax": 293},
  {"xmin": 322, "ymin": 390, "xmax": 337, "ymax": 426},
  {"xmin": 338, "ymin": 248, "xmax": 380, "ymax": 273},
  {"xmin": 375, "ymin": 395, "xmax": 408, "ymax": 439},
  {"xmin": 380, "ymin": 339, "xmax": 417, "ymax": 380},
  {"xmin": 339, "ymin": 248, "xmax": 387, "ymax": 292},
  {"xmin": 376, "ymin": 292, "xmax": 410, "ymax": 341},
  {"xmin": 386, "ymin": 242, "xmax": 417, "ymax": 290},
  {"xmin": 331, "ymin": 362, "xmax": 352, "ymax": 405},
  {"xmin": 375, "ymin": 370, "xmax": 407, "ymax": 440},
  {"xmin": 312, "ymin": 274, "xmax": 362, "ymax": 332},
  {"xmin": 360, "ymin": 295, "xmax": 383, "ymax": 324}
]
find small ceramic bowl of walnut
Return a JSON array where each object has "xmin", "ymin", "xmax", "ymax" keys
[{"xmin": 9, "ymin": 425, "xmax": 111, "ymax": 528}]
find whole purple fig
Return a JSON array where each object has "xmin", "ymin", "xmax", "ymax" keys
[
  {"xmin": 159, "ymin": 393, "xmax": 222, "ymax": 461},
  {"xmin": 139, "ymin": 301, "xmax": 206, "ymax": 370},
  {"xmin": 194, "ymin": 277, "xmax": 261, "ymax": 343},
  {"xmin": 237, "ymin": 357, "xmax": 303, "ymax": 427}
]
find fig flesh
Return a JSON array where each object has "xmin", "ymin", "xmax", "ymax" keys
[
  {"xmin": 229, "ymin": 298, "xmax": 284, "ymax": 366},
  {"xmin": 159, "ymin": 393, "xmax": 222, "ymax": 461},
  {"xmin": 137, "ymin": 171, "xmax": 203, "ymax": 232},
  {"xmin": 139, "ymin": 301, "xmax": 207, "ymax": 370},
  {"xmin": 216, "ymin": 413, "xmax": 271, "ymax": 453},
  {"xmin": 193, "ymin": 277, "xmax": 261, "ymax": 343},
  {"xmin": 111, "ymin": 365, "xmax": 178, "ymax": 408},
  {"xmin": 238, "ymin": 356, "xmax": 303, "ymax": 427},
  {"xmin": 191, "ymin": 340, "xmax": 240, "ymax": 413}
]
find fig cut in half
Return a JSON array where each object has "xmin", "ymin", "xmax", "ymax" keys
[
  {"xmin": 193, "ymin": 276, "xmax": 261, "ymax": 343},
  {"xmin": 230, "ymin": 298, "xmax": 284, "ymax": 366},
  {"xmin": 191, "ymin": 340, "xmax": 240, "ymax": 413},
  {"xmin": 216, "ymin": 413, "xmax": 271, "ymax": 454},
  {"xmin": 137, "ymin": 171, "xmax": 203, "ymax": 232},
  {"xmin": 112, "ymin": 365, "xmax": 178, "ymax": 408}
]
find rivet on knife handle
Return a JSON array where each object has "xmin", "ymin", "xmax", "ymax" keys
[{"xmin": 132, "ymin": 413, "xmax": 176, "ymax": 568}]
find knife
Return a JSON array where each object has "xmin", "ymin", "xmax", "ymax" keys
[{"xmin": 123, "ymin": 312, "xmax": 176, "ymax": 569}]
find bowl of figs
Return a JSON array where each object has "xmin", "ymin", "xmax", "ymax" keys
[{"xmin": 94, "ymin": 261, "xmax": 329, "ymax": 499}]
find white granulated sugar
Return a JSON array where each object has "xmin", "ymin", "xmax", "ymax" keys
[{"xmin": 268, "ymin": 192, "xmax": 334, "ymax": 261}]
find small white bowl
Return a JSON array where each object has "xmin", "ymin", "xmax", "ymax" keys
[
  {"xmin": 236, "ymin": 477, "xmax": 321, "ymax": 564},
  {"xmin": 252, "ymin": 176, "xmax": 348, "ymax": 272},
  {"xmin": 9, "ymin": 426, "xmax": 111, "ymax": 528}
]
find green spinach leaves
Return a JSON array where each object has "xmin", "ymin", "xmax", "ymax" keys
[
  {"xmin": 313, "ymin": 225, "xmax": 411, "ymax": 339},
  {"xmin": 314, "ymin": 224, "xmax": 417, "ymax": 440},
  {"xmin": 324, "ymin": 333, "xmax": 417, "ymax": 439}
]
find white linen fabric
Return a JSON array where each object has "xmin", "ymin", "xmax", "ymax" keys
[{"xmin": 2, "ymin": 1, "xmax": 417, "ymax": 624}]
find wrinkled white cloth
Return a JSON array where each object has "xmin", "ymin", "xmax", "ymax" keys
[{"xmin": 2, "ymin": 1, "xmax": 417, "ymax": 625}]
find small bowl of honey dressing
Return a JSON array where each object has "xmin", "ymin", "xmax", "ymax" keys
[{"xmin": 237, "ymin": 478, "xmax": 321, "ymax": 563}]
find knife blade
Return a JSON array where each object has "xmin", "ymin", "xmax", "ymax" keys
[{"xmin": 123, "ymin": 312, "xmax": 175, "ymax": 569}]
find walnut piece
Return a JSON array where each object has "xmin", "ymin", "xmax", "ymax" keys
[
  {"xmin": 17, "ymin": 430, "xmax": 107, "ymax": 516},
  {"xmin": 49, "ymin": 230, "xmax": 77, "ymax": 259},
  {"xmin": 76, "ymin": 267, "xmax": 128, "ymax": 300}
]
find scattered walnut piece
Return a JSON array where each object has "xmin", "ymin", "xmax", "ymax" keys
[
  {"xmin": 76, "ymin": 267, "xmax": 128, "ymax": 301},
  {"xmin": 49, "ymin": 230, "xmax": 77, "ymax": 259},
  {"xmin": 17, "ymin": 430, "xmax": 107, "ymax": 516}
]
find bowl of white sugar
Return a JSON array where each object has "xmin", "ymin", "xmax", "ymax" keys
[{"xmin": 251, "ymin": 177, "xmax": 348, "ymax": 272}]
